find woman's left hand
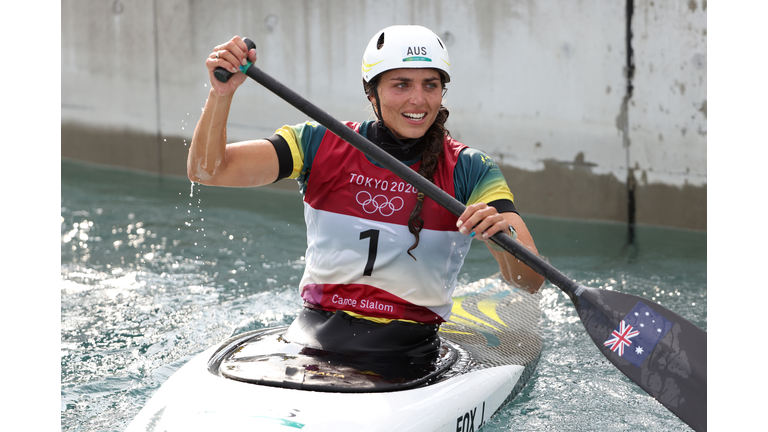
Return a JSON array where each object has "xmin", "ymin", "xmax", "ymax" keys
[
  {"xmin": 456, "ymin": 203, "xmax": 510, "ymax": 240},
  {"xmin": 456, "ymin": 203, "xmax": 545, "ymax": 294}
]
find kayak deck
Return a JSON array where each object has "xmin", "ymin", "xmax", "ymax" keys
[
  {"xmin": 126, "ymin": 280, "xmax": 542, "ymax": 432},
  {"xmin": 439, "ymin": 283, "xmax": 543, "ymax": 399}
]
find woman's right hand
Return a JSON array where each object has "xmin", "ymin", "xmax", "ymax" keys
[{"xmin": 205, "ymin": 36, "xmax": 257, "ymax": 96}]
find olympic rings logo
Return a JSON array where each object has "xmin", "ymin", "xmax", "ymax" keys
[{"xmin": 356, "ymin": 191, "xmax": 404, "ymax": 217}]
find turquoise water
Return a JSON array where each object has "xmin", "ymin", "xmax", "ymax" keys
[{"xmin": 60, "ymin": 160, "xmax": 706, "ymax": 431}]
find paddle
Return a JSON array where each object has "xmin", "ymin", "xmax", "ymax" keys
[{"xmin": 215, "ymin": 38, "xmax": 707, "ymax": 432}]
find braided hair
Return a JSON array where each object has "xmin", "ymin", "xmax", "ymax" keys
[{"xmin": 363, "ymin": 76, "xmax": 451, "ymax": 260}]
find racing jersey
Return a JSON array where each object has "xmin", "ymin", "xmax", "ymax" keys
[{"xmin": 268, "ymin": 120, "xmax": 515, "ymax": 323}]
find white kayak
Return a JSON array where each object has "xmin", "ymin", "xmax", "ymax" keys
[{"xmin": 126, "ymin": 280, "xmax": 542, "ymax": 432}]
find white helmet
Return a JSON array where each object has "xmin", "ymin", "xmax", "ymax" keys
[{"xmin": 361, "ymin": 25, "xmax": 451, "ymax": 83}]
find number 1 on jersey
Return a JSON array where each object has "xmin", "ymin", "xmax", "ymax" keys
[{"xmin": 359, "ymin": 229, "xmax": 380, "ymax": 276}]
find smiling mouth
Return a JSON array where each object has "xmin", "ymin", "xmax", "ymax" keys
[{"xmin": 402, "ymin": 112, "xmax": 426, "ymax": 121}]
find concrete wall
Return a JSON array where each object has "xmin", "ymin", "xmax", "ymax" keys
[{"xmin": 61, "ymin": 0, "xmax": 707, "ymax": 231}]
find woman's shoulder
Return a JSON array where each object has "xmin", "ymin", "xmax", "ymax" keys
[
  {"xmin": 453, "ymin": 145, "xmax": 504, "ymax": 180},
  {"xmin": 284, "ymin": 120, "xmax": 368, "ymax": 134}
]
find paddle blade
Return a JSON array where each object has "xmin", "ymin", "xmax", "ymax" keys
[{"xmin": 574, "ymin": 287, "xmax": 706, "ymax": 431}]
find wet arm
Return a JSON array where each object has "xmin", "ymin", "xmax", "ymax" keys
[
  {"xmin": 187, "ymin": 35, "xmax": 280, "ymax": 187},
  {"xmin": 488, "ymin": 212, "xmax": 545, "ymax": 294},
  {"xmin": 187, "ymin": 89, "xmax": 279, "ymax": 187},
  {"xmin": 457, "ymin": 204, "xmax": 545, "ymax": 294}
]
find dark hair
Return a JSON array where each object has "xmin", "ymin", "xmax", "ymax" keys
[{"xmin": 363, "ymin": 75, "xmax": 451, "ymax": 260}]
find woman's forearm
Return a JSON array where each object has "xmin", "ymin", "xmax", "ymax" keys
[
  {"xmin": 188, "ymin": 89, "xmax": 235, "ymax": 183},
  {"xmin": 488, "ymin": 213, "xmax": 546, "ymax": 293},
  {"xmin": 489, "ymin": 241, "xmax": 545, "ymax": 294}
]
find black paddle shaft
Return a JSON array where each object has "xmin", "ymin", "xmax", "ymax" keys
[{"xmin": 216, "ymin": 38, "xmax": 707, "ymax": 431}]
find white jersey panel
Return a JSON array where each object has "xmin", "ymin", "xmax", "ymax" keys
[{"xmin": 300, "ymin": 202, "xmax": 472, "ymax": 319}]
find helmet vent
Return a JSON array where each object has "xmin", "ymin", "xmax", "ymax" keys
[
  {"xmin": 377, "ymin": 32, "xmax": 385, "ymax": 50},
  {"xmin": 436, "ymin": 37, "xmax": 444, "ymax": 49}
]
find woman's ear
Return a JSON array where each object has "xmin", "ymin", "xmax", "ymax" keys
[{"xmin": 367, "ymin": 94, "xmax": 378, "ymax": 116}]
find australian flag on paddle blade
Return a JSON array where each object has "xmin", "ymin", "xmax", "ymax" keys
[{"xmin": 604, "ymin": 301, "xmax": 673, "ymax": 367}]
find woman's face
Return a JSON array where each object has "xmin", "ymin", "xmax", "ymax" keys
[{"xmin": 370, "ymin": 68, "xmax": 443, "ymax": 139}]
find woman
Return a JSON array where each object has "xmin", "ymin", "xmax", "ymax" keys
[{"xmin": 188, "ymin": 25, "xmax": 544, "ymax": 359}]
